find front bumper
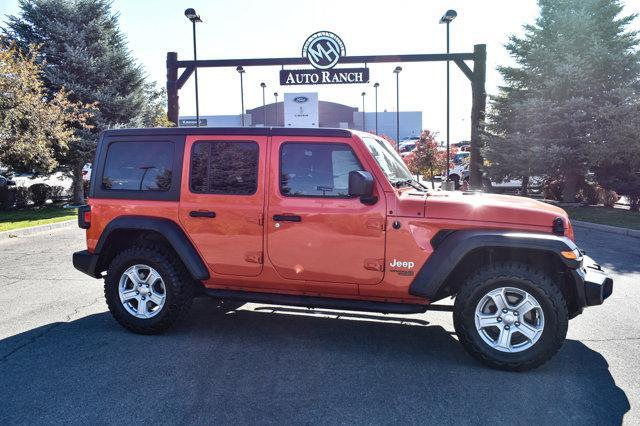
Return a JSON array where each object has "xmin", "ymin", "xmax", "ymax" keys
[
  {"xmin": 571, "ymin": 255, "xmax": 613, "ymax": 307},
  {"xmin": 72, "ymin": 250, "xmax": 102, "ymax": 278}
]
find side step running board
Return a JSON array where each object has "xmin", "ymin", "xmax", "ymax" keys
[{"xmin": 203, "ymin": 289, "xmax": 431, "ymax": 314}]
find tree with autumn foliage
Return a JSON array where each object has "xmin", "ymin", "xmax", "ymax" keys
[
  {"xmin": 5, "ymin": 0, "xmax": 171, "ymax": 204},
  {"xmin": 0, "ymin": 40, "xmax": 93, "ymax": 175},
  {"xmin": 404, "ymin": 130, "xmax": 453, "ymax": 188}
]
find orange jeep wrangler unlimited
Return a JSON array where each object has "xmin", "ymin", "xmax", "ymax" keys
[{"xmin": 73, "ymin": 127, "xmax": 612, "ymax": 371}]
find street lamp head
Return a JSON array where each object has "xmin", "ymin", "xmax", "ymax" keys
[
  {"xmin": 373, "ymin": 82, "xmax": 379, "ymax": 88},
  {"xmin": 260, "ymin": 82, "xmax": 266, "ymax": 88},
  {"xmin": 439, "ymin": 9, "xmax": 457, "ymax": 24},
  {"xmin": 361, "ymin": 92, "xmax": 366, "ymax": 97},
  {"xmin": 274, "ymin": 92, "xmax": 278, "ymax": 97},
  {"xmin": 184, "ymin": 8, "xmax": 202, "ymax": 22},
  {"xmin": 393, "ymin": 66, "xmax": 402, "ymax": 74},
  {"xmin": 236, "ymin": 66, "xmax": 245, "ymax": 74}
]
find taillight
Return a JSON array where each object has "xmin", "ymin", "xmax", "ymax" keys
[{"xmin": 78, "ymin": 205, "xmax": 91, "ymax": 229}]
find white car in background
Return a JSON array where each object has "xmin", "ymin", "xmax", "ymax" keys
[
  {"xmin": 399, "ymin": 141, "xmax": 418, "ymax": 158},
  {"xmin": 451, "ymin": 164, "xmax": 543, "ymax": 192}
]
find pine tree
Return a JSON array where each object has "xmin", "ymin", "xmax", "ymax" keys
[
  {"xmin": 5, "ymin": 0, "xmax": 167, "ymax": 204},
  {"xmin": 484, "ymin": 0, "xmax": 640, "ymax": 201}
]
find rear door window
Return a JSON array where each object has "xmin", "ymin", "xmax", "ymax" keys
[
  {"xmin": 102, "ymin": 141, "xmax": 174, "ymax": 191},
  {"xmin": 190, "ymin": 141, "xmax": 259, "ymax": 195}
]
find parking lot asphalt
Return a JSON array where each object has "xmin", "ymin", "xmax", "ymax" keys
[{"xmin": 0, "ymin": 226, "xmax": 637, "ymax": 425}]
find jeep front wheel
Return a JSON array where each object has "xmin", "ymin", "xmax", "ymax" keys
[
  {"xmin": 453, "ymin": 261, "xmax": 568, "ymax": 371},
  {"xmin": 104, "ymin": 247, "xmax": 194, "ymax": 334}
]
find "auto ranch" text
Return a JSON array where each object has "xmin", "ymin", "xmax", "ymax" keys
[{"xmin": 279, "ymin": 68, "xmax": 370, "ymax": 85}]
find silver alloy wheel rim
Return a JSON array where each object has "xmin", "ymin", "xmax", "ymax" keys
[
  {"xmin": 118, "ymin": 264, "xmax": 166, "ymax": 319},
  {"xmin": 474, "ymin": 286, "xmax": 545, "ymax": 353}
]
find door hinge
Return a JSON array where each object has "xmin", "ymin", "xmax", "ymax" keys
[
  {"xmin": 364, "ymin": 258, "xmax": 385, "ymax": 272},
  {"xmin": 365, "ymin": 218, "xmax": 386, "ymax": 231},
  {"xmin": 244, "ymin": 251, "xmax": 263, "ymax": 264}
]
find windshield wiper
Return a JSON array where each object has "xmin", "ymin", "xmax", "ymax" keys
[{"xmin": 392, "ymin": 178, "xmax": 427, "ymax": 192}]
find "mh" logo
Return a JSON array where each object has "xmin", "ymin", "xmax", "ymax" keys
[{"xmin": 302, "ymin": 31, "xmax": 346, "ymax": 70}]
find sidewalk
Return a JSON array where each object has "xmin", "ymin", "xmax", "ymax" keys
[{"xmin": 0, "ymin": 219, "xmax": 76, "ymax": 240}]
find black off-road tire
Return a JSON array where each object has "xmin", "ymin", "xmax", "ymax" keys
[
  {"xmin": 453, "ymin": 261, "xmax": 568, "ymax": 371},
  {"xmin": 104, "ymin": 246, "xmax": 194, "ymax": 334}
]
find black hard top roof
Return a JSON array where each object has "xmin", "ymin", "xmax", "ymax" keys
[{"xmin": 102, "ymin": 127, "xmax": 358, "ymax": 138}]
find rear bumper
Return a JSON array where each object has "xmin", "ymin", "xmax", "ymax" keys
[
  {"xmin": 72, "ymin": 250, "xmax": 102, "ymax": 278},
  {"xmin": 571, "ymin": 255, "xmax": 613, "ymax": 308}
]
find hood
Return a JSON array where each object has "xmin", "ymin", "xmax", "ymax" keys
[{"xmin": 424, "ymin": 191, "xmax": 569, "ymax": 229}]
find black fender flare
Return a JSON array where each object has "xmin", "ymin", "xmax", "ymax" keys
[
  {"xmin": 95, "ymin": 216, "xmax": 209, "ymax": 280},
  {"xmin": 408, "ymin": 230, "xmax": 580, "ymax": 300}
]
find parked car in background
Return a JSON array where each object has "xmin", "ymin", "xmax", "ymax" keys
[
  {"xmin": 0, "ymin": 175, "xmax": 16, "ymax": 187},
  {"xmin": 399, "ymin": 141, "xmax": 417, "ymax": 158}
]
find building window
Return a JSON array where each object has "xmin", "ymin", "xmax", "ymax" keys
[
  {"xmin": 102, "ymin": 141, "xmax": 174, "ymax": 191},
  {"xmin": 280, "ymin": 143, "xmax": 363, "ymax": 197},
  {"xmin": 190, "ymin": 141, "xmax": 259, "ymax": 195}
]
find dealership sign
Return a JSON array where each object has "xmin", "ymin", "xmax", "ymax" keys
[
  {"xmin": 279, "ymin": 31, "xmax": 369, "ymax": 85},
  {"xmin": 280, "ymin": 68, "xmax": 369, "ymax": 85}
]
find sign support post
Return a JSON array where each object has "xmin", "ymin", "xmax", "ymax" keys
[{"xmin": 165, "ymin": 35, "xmax": 487, "ymax": 189}]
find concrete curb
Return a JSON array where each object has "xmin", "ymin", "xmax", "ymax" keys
[
  {"xmin": 572, "ymin": 220, "xmax": 640, "ymax": 239},
  {"xmin": 0, "ymin": 219, "xmax": 76, "ymax": 240}
]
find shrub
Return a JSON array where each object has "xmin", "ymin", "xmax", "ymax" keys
[
  {"xmin": 603, "ymin": 190, "xmax": 619, "ymax": 208},
  {"xmin": 29, "ymin": 183, "xmax": 51, "ymax": 206},
  {"xmin": 50, "ymin": 185, "xmax": 66, "ymax": 201},
  {"xmin": 576, "ymin": 182, "xmax": 604, "ymax": 206},
  {"xmin": 543, "ymin": 179, "xmax": 563, "ymax": 201},
  {"xmin": 629, "ymin": 195, "xmax": 640, "ymax": 212},
  {"xmin": 0, "ymin": 186, "xmax": 16, "ymax": 209},
  {"xmin": 14, "ymin": 187, "xmax": 30, "ymax": 208}
]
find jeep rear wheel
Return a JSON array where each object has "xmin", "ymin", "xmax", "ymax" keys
[
  {"xmin": 453, "ymin": 261, "xmax": 568, "ymax": 371},
  {"xmin": 104, "ymin": 247, "xmax": 194, "ymax": 334}
]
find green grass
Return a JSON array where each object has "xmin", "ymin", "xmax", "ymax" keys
[
  {"xmin": 0, "ymin": 206, "xmax": 77, "ymax": 232},
  {"xmin": 563, "ymin": 206, "xmax": 640, "ymax": 231}
]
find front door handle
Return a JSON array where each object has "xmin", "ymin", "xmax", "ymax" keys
[
  {"xmin": 272, "ymin": 214, "xmax": 301, "ymax": 222},
  {"xmin": 190, "ymin": 210, "xmax": 216, "ymax": 218}
]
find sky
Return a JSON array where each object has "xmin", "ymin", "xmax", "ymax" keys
[{"xmin": 1, "ymin": 0, "xmax": 639, "ymax": 142}]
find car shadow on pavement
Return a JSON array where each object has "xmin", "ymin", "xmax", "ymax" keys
[{"xmin": 0, "ymin": 298, "xmax": 630, "ymax": 425}]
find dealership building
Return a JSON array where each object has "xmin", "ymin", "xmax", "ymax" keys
[{"xmin": 179, "ymin": 92, "xmax": 422, "ymax": 140}]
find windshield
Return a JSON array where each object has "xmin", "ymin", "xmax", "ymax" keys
[
  {"xmin": 453, "ymin": 152, "xmax": 470, "ymax": 164},
  {"xmin": 362, "ymin": 137, "xmax": 413, "ymax": 183}
]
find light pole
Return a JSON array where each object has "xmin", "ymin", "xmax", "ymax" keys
[
  {"xmin": 373, "ymin": 82, "xmax": 379, "ymax": 134},
  {"xmin": 274, "ymin": 92, "xmax": 279, "ymax": 126},
  {"xmin": 440, "ymin": 9, "xmax": 457, "ymax": 178},
  {"xmin": 361, "ymin": 92, "xmax": 366, "ymax": 131},
  {"xmin": 393, "ymin": 66, "xmax": 402, "ymax": 151},
  {"xmin": 236, "ymin": 66, "xmax": 245, "ymax": 126},
  {"xmin": 184, "ymin": 8, "xmax": 202, "ymax": 127},
  {"xmin": 260, "ymin": 82, "xmax": 266, "ymax": 126}
]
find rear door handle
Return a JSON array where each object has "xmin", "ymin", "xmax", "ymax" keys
[
  {"xmin": 190, "ymin": 210, "xmax": 216, "ymax": 218},
  {"xmin": 272, "ymin": 214, "xmax": 301, "ymax": 222}
]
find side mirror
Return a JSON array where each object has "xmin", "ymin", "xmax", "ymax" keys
[{"xmin": 348, "ymin": 170, "xmax": 377, "ymax": 205}]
